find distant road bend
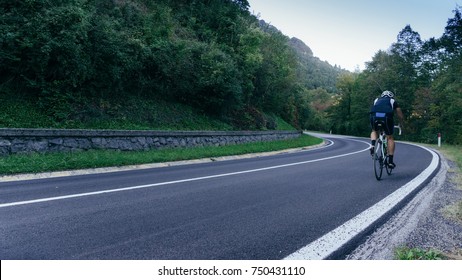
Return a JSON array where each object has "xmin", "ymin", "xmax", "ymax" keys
[{"xmin": 0, "ymin": 133, "xmax": 439, "ymax": 259}]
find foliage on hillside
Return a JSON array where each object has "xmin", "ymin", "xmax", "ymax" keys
[
  {"xmin": 4, "ymin": 0, "xmax": 458, "ymax": 142},
  {"xmin": 0, "ymin": 0, "xmax": 343, "ymax": 131},
  {"xmin": 327, "ymin": 8, "xmax": 462, "ymax": 144},
  {"xmin": 288, "ymin": 37, "xmax": 347, "ymax": 93}
]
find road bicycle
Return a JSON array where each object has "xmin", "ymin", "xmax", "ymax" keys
[{"xmin": 373, "ymin": 122, "xmax": 402, "ymax": 181}]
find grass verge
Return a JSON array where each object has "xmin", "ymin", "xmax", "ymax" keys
[
  {"xmin": 0, "ymin": 134, "xmax": 323, "ymax": 176},
  {"xmin": 394, "ymin": 247, "xmax": 444, "ymax": 260}
]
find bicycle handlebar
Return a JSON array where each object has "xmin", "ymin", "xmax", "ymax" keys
[{"xmin": 394, "ymin": 124, "xmax": 402, "ymax": 136}]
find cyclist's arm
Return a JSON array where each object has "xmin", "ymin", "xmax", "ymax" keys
[{"xmin": 396, "ymin": 107, "xmax": 404, "ymax": 123}]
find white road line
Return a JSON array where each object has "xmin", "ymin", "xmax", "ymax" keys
[
  {"xmin": 0, "ymin": 140, "xmax": 367, "ymax": 208},
  {"xmin": 284, "ymin": 143, "xmax": 440, "ymax": 260}
]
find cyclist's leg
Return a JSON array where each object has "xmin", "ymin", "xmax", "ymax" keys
[
  {"xmin": 386, "ymin": 136, "xmax": 396, "ymax": 168},
  {"xmin": 370, "ymin": 115, "xmax": 377, "ymax": 155},
  {"xmin": 370, "ymin": 130, "xmax": 377, "ymax": 143},
  {"xmin": 370, "ymin": 114, "xmax": 377, "ymax": 140},
  {"xmin": 387, "ymin": 135, "xmax": 395, "ymax": 155},
  {"xmin": 385, "ymin": 117, "xmax": 396, "ymax": 167},
  {"xmin": 369, "ymin": 131, "xmax": 377, "ymax": 156}
]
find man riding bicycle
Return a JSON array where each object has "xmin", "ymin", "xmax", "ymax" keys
[{"xmin": 370, "ymin": 90, "xmax": 404, "ymax": 168}]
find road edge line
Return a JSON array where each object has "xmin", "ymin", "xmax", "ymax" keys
[{"xmin": 284, "ymin": 143, "xmax": 440, "ymax": 260}]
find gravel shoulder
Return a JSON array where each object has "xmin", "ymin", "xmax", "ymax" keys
[{"xmin": 347, "ymin": 150, "xmax": 462, "ymax": 260}]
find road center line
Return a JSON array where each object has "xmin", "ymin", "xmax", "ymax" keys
[{"xmin": 0, "ymin": 139, "xmax": 368, "ymax": 208}]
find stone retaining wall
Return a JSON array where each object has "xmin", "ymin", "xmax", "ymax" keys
[{"xmin": 0, "ymin": 129, "xmax": 301, "ymax": 156}]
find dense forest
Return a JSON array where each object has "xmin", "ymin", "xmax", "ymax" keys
[
  {"xmin": 0, "ymin": 1, "xmax": 461, "ymax": 144},
  {"xmin": 0, "ymin": 0, "xmax": 343, "ymax": 131},
  {"xmin": 328, "ymin": 7, "xmax": 462, "ymax": 145}
]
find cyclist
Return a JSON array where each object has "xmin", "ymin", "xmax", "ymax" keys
[{"xmin": 369, "ymin": 90, "xmax": 404, "ymax": 168}]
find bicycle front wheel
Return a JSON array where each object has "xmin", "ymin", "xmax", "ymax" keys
[{"xmin": 373, "ymin": 142, "xmax": 383, "ymax": 180}]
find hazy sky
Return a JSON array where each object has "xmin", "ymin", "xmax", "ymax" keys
[{"xmin": 247, "ymin": 0, "xmax": 462, "ymax": 71}]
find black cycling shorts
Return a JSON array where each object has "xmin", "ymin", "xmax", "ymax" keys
[{"xmin": 370, "ymin": 112, "xmax": 394, "ymax": 135}]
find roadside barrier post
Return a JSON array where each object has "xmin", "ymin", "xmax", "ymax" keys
[{"xmin": 438, "ymin": 133, "xmax": 441, "ymax": 147}]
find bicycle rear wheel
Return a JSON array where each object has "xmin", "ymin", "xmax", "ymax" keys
[{"xmin": 373, "ymin": 141, "xmax": 383, "ymax": 180}]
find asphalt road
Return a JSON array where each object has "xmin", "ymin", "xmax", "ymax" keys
[{"xmin": 0, "ymin": 134, "xmax": 438, "ymax": 259}]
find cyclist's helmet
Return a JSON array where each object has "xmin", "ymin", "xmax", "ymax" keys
[{"xmin": 381, "ymin": 90, "xmax": 394, "ymax": 98}]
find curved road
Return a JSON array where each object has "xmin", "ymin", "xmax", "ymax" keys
[{"xmin": 0, "ymin": 134, "xmax": 439, "ymax": 259}]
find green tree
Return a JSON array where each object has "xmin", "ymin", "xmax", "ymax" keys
[
  {"xmin": 391, "ymin": 25, "xmax": 422, "ymax": 67},
  {"xmin": 253, "ymin": 29, "xmax": 297, "ymax": 121},
  {"xmin": 429, "ymin": 7, "xmax": 462, "ymax": 144},
  {"xmin": 329, "ymin": 73, "xmax": 358, "ymax": 134},
  {"xmin": 440, "ymin": 6, "xmax": 462, "ymax": 58}
]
